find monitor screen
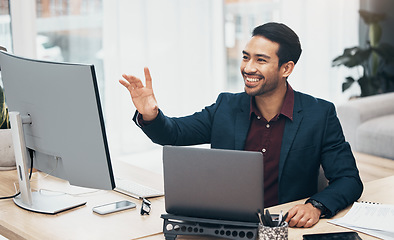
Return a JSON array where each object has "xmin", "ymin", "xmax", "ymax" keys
[{"xmin": 0, "ymin": 50, "xmax": 115, "ymax": 213}]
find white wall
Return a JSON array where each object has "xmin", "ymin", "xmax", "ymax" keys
[
  {"xmin": 102, "ymin": 0, "xmax": 225, "ymax": 157},
  {"xmin": 279, "ymin": 0, "xmax": 360, "ymax": 103}
]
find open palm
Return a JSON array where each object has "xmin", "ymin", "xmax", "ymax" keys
[{"xmin": 119, "ymin": 67, "xmax": 159, "ymax": 121}]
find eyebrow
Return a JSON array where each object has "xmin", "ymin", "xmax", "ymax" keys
[{"xmin": 242, "ymin": 50, "xmax": 271, "ymax": 59}]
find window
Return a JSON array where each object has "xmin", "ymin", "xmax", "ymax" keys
[
  {"xmin": 224, "ymin": 0, "xmax": 280, "ymax": 91},
  {"xmin": 35, "ymin": 0, "xmax": 105, "ymax": 102},
  {"xmin": 0, "ymin": 0, "xmax": 12, "ymax": 51}
]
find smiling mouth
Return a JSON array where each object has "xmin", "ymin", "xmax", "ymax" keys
[
  {"xmin": 244, "ymin": 73, "xmax": 264, "ymax": 86},
  {"xmin": 243, "ymin": 71, "xmax": 263, "ymax": 84},
  {"xmin": 246, "ymin": 77, "xmax": 260, "ymax": 82}
]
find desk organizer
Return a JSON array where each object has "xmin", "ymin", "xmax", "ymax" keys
[{"xmin": 161, "ymin": 214, "xmax": 259, "ymax": 240}]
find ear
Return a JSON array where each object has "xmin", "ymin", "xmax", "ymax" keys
[{"xmin": 281, "ymin": 61, "xmax": 295, "ymax": 78}]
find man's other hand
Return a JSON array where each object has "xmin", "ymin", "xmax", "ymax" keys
[{"xmin": 285, "ymin": 203, "xmax": 321, "ymax": 228}]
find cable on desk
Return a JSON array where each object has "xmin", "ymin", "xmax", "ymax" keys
[
  {"xmin": 0, "ymin": 149, "xmax": 34, "ymax": 200},
  {"xmin": 0, "ymin": 192, "xmax": 20, "ymax": 200}
]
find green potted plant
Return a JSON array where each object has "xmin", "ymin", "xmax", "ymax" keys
[
  {"xmin": 0, "ymin": 85, "xmax": 10, "ymax": 129},
  {"xmin": 0, "ymin": 46, "xmax": 16, "ymax": 170},
  {"xmin": 332, "ymin": 10, "xmax": 394, "ymax": 97}
]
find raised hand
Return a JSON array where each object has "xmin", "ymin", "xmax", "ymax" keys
[{"xmin": 119, "ymin": 67, "xmax": 159, "ymax": 121}]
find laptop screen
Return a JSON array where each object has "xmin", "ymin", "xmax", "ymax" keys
[{"xmin": 163, "ymin": 146, "xmax": 264, "ymax": 223}]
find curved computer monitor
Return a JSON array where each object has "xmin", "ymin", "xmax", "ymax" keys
[{"xmin": 0, "ymin": 50, "xmax": 115, "ymax": 214}]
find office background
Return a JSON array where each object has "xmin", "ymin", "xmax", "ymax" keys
[{"xmin": 0, "ymin": 0, "xmax": 391, "ymax": 172}]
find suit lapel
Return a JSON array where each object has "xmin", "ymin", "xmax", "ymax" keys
[
  {"xmin": 234, "ymin": 94, "xmax": 251, "ymax": 150},
  {"xmin": 232, "ymin": 92, "xmax": 304, "ymax": 180},
  {"xmin": 278, "ymin": 92, "xmax": 303, "ymax": 181}
]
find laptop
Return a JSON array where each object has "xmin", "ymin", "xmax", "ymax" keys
[{"xmin": 162, "ymin": 145, "xmax": 264, "ymax": 223}]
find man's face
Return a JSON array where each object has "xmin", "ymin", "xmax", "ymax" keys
[{"xmin": 240, "ymin": 36, "xmax": 283, "ymax": 97}]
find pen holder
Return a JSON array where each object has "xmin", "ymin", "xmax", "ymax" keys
[{"xmin": 258, "ymin": 221, "xmax": 288, "ymax": 240}]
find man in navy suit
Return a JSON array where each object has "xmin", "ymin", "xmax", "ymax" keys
[{"xmin": 120, "ymin": 22, "xmax": 363, "ymax": 228}]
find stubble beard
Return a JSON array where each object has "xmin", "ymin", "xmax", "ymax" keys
[{"xmin": 244, "ymin": 77, "xmax": 279, "ymax": 97}]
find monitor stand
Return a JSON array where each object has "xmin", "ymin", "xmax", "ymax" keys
[
  {"xmin": 10, "ymin": 112, "xmax": 86, "ymax": 214},
  {"xmin": 161, "ymin": 214, "xmax": 259, "ymax": 240}
]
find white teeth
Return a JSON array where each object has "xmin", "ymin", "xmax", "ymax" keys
[{"xmin": 246, "ymin": 77, "xmax": 260, "ymax": 82}]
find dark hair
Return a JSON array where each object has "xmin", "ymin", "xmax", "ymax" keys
[{"xmin": 252, "ymin": 22, "xmax": 302, "ymax": 67}]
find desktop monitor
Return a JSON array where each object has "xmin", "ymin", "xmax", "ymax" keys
[{"xmin": 0, "ymin": 50, "xmax": 115, "ymax": 214}]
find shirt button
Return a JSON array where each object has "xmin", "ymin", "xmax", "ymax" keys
[
  {"xmin": 257, "ymin": 116, "xmax": 261, "ymax": 120},
  {"xmin": 266, "ymin": 124, "xmax": 270, "ymax": 128},
  {"xmin": 262, "ymin": 148, "xmax": 266, "ymax": 153}
]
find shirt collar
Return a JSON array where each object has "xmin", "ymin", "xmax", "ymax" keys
[{"xmin": 249, "ymin": 82, "xmax": 294, "ymax": 121}]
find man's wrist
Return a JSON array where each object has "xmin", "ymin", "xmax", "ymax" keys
[
  {"xmin": 142, "ymin": 114, "xmax": 157, "ymax": 122},
  {"xmin": 136, "ymin": 111, "xmax": 155, "ymax": 127},
  {"xmin": 305, "ymin": 199, "xmax": 328, "ymax": 218}
]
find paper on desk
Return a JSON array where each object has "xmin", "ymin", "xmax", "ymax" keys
[{"xmin": 328, "ymin": 202, "xmax": 394, "ymax": 240}]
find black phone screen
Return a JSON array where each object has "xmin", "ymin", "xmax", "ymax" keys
[{"xmin": 303, "ymin": 231, "xmax": 362, "ymax": 240}]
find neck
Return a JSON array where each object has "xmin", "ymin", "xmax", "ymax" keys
[{"xmin": 254, "ymin": 81, "xmax": 287, "ymax": 121}]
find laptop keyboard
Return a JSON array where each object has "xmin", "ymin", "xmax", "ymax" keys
[{"xmin": 114, "ymin": 177, "xmax": 164, "ymax": 199}]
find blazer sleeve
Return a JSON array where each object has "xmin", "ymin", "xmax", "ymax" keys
[
  {"xmin": 132, "ymin": 94, "xmax": 226, "ymax": 146},
  {"xmin": 309, "ymin": 103, "xmax": 363, "ymax": 217}
]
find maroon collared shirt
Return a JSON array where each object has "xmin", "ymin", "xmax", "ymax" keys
[{"xmin": 244, "ymin": 84, "xmax": 294, "ymax": 207}]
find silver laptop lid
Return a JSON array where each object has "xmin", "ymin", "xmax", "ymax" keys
[{"xmin": 163, "ymin": 145, "xmax": 264, "ymax": 223}]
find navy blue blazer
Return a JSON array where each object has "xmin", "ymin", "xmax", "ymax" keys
[{"xmin": 134, "ymin": 91, "xmax": 363, "ymax": 217}]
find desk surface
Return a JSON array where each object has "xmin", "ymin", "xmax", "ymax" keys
[
  {"xmin": 0, "ymin": 160, "xmax": 165, "ymax": 240},
  {"xmin": 1, "ymin": 161, "xmax": 393, "ymax": 240},
  {"xmin": 140, "ymin": 175, "xmax": 394, "ymax": 240}
]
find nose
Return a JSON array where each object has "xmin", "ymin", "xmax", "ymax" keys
[{"xmin": 243, "ymin": 60, "xmax": 257, "ymax": 74}]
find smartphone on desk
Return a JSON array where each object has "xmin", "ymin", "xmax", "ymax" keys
[
  {"xmin": 303, "ymin": 231, "xmax": 362, "ymax": 240},
  {"xmin": 93, "ymin": 200, "xmax": 136, "ymax": 215}
]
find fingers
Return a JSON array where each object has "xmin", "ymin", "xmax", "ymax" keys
[
  {"xmin": 120, "ymin": 67, "xmax": 153, "ymax": 90},
  {"xmin": 121, "ymin": 74, "xmax": 144, "ymax": 89},
  {"xmin": 286, "ymin": 207, "xmax": 298, "ymax": 227},
  {"xmin": 144, "ymin": 67, "xmax": 153, "ymax": 89},
  {"xmin": 286, "ymin": 204, "xmax": 320, "ymax": 228},
  {"xmin": 119, "ymin": 79, "xmax": 130, "ymax": 88},
  {"xmin": 292, "ymin": 215, "xmax": 315, "ymax": 228},
  {"xmin": 303, "ymin": 218, "xmax": 317, "ymax": 228}
]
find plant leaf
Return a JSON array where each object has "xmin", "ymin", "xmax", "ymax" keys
[
  {"xmin": 332, "ymin": 47, "xmax": 371, "ymax": 68},
  {"xmin": 0, "ymin": 86, "xmax": 8, "ymax": 129},
  {"xmin": 369, "ymin": 23, "xmax": 382, "ymax": 47},
  {"xmin": 374, "ymin": 43, "xmax": 394, "ymax": 63},
  {"xmin": 342, "ymin": 77, "xmax": 355, "ymax": 92},
  {"xmin": 358, "ymin": 76, "xmax": 380, "ymax": 97}
]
